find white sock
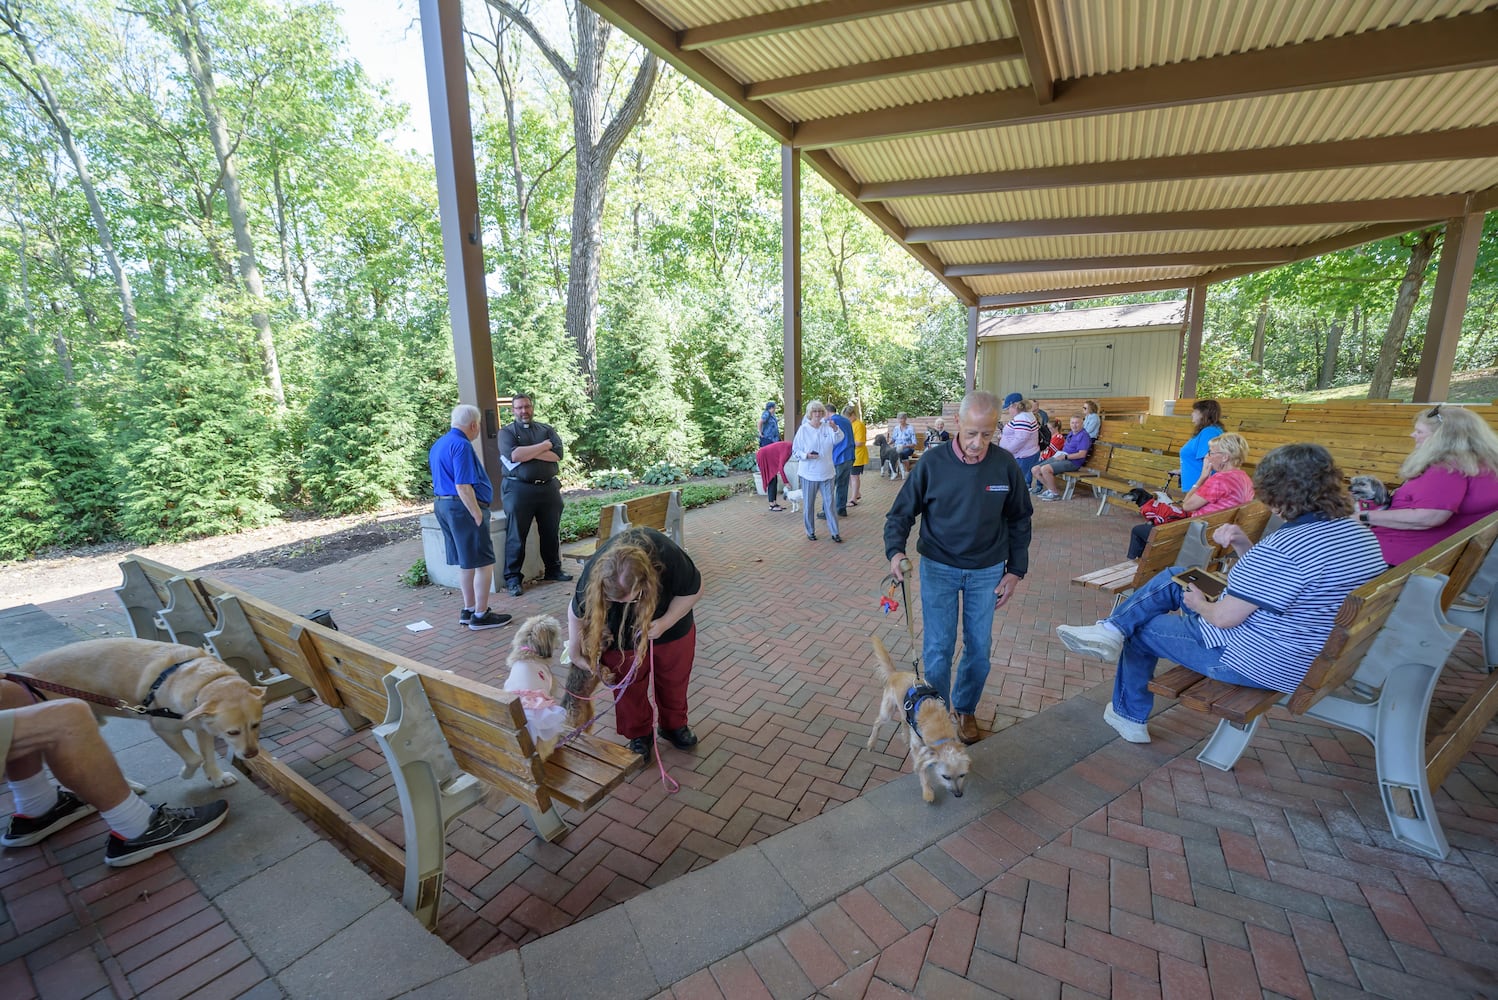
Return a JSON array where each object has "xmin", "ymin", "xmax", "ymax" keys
[
  {"xmin": 1098, "ymin": 620, "xmax": 1124, "ymax": 637},
  {"xmin": 101, "ymin": 794, "xmax": 153, "ymax": 840},
  {"xmin": 9, "ymin": 773, "xmax": 58, "ymax": 817}
]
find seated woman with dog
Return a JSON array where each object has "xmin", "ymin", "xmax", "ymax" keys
[
  {"xmin": 1125, "ymin": 433, "xmax": 1254, "ymax": 558},
  {"xmin": 1359, "ymin": 405, "xmax": 1498, "ymax": 566},
  {"xmin": 1055, "ymin": 443, "xmax": 1386, "ymax": 744},
  {"xmin": 566, "ymin": 526, "xmax": 703, "ymax": 763}
]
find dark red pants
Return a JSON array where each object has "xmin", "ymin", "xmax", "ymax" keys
[{"xmin": 601, "ymin": 624, "xmax": 695, "ymax": 738}]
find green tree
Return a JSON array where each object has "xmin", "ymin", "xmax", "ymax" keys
[{"xmin": 589, "ymin": 282, "xmax": 700, "ymax": 467}]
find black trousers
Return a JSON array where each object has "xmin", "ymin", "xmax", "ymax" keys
[
  {"xmin": 502, "ymin": 479, "xmax": 563, "ymax": 583},
  {"xmin": 1128, "ymin": 520, "xmax": 1153, "ymax": 559}
]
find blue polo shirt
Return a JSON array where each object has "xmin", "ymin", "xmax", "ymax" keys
[
  {"xmin": 830, "ymin": 414, "xmax": 854, "ymax": 464},
  {"xmin": 429, "ymin": 428, "xmax": 492, "ymax": 506}
]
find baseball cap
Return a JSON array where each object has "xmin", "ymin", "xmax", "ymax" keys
[
  {"xmin": 766, "ymin": 401, "xmax": 776, "ymax": 409},
  {"xmin": 1002, "ymin": 392, "xmax": 1024, "ymax": 408}
]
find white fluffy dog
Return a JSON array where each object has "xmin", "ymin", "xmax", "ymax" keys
[{"xmin": 503, "ymin": 615, "xmax": 570, "ymax": 759}]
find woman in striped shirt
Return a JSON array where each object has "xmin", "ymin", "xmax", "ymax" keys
[{"xmin": 1056, "ymin": 444, "xmax": 1386, "ymax": 744}]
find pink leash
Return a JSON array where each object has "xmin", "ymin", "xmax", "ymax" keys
[{"xmin": 560, "ymin": 643, "xmax": 678, "ymax": 794}]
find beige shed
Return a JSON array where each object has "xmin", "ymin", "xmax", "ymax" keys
[{"xmin": 976, "ymin": 301, "xmax": 1186, "ymax": 411}]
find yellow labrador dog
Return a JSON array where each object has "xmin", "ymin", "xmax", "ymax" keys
[{"xmin": 19, "ymin": 638, "xmax": 267, "ymax": 789}]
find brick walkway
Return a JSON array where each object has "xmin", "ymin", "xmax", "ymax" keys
[{"xmin": 6, "ymin": 472, "xmax": 1498, "ymax": 997}]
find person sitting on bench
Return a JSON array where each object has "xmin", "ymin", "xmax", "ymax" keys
[
  {"xmin": 0, "ymin": 679, "xmax": 228, "ymax": 867},
  {"xmin": 1032, "ymin": 414, "xmax": 1093, "ymax": 500},
  {"xmin": 1054, "ymin": 444, "xmax": 1385, "ymax": 744},
  {"xmin": 891, "ymin": 413, "xmax": 917, "ymax": 462},
  {"xmin": 1125, "ymin": 433, "xmax": 1253, "ymax": 558}
]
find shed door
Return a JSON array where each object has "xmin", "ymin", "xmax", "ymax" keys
[
  {"xmin": 1071, "ymin": 341, "xmax": 1114, "ymax": 391},
  {"xmin": 1032, "ymin": 345, "xmax": 1072, "ymax": 391}
]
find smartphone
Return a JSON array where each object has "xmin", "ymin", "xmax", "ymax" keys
[
  {"xmin": 807, "ymin": 451, "xmax": 819, "ymax": 458},
  {"xmin": 1173, "ymin": 567, "xmax": 1227, "ymax": 601}
]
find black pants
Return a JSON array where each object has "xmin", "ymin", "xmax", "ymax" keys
[
  {"xmin": 502, "ymin": 479, "xmax": 563, "ymax": 583},
  {"xmin": 766, "ymin": 476, "xmax": 779, "ymax": 503},
  {"xmin": 1128, "ymin": 520, "xmax": 1153, "ymax": 559}
]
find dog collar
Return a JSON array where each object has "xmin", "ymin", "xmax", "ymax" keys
[
  {"xmin": 927, "ymin": 737, "xmax": 954, "ymax": 747},
  {"xmin": 143, "ymin": 659, "xmax": 196, "ymax": 719}
]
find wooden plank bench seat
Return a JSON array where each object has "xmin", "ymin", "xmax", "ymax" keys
[
  {"xmin": 561, "ymin": 488, "xmax": 683, "ymax": 563},
  {"xmin": 1062, "ymin": 448, "xmax": 1182, "ymax": 514},
  {"xmin": 114, "ymin": 555, "xmax": 641, "ymax": 929},
  {"xmin": 1144, "ymin": 510, "xmax": 1498, "ymax": 859}
]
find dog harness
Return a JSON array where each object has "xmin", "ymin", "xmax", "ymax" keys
[{"xmin": 903, "ymin": 683, "xmax": 953, "ymax": 747}]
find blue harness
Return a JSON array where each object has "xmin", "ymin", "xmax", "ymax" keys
[{"xmin": 903, "ymin": 683, "xmax": 953, "ymax": 747}]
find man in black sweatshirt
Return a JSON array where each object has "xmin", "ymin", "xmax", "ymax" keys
[{"xmin": 884, "ymin": 391, "xmax": 1033, "ymax": 744}]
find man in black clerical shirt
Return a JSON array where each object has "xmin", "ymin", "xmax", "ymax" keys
[{"xmin": 498, "ymin": 393, "xmax": 572, "ymax": 596}]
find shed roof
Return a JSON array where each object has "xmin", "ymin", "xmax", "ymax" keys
[
  {"xmin": 977, "ymin": 300, "xmax": 1185, "ymax": 338},
  {"xmin": 581, "ymin": 0, "xmax": 1498, "ymax": 308}
]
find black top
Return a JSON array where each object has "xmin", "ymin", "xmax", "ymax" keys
[
  {"xmin": 884, "ymin": 442, "xmax": 1033, "ymax": 577},
  {"xmin": 499, "ymin": 420, "xmax": 564, "ymax": 482},
  {"xmin": 572, "ymin": 527, "xmax": 702, "ymax": 650}
]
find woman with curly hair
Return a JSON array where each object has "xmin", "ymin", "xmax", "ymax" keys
[
  {"xmin": 1360, "ymin": 405, "xmax": 1498, "ymax": 565},
  {"xmin": 565, "ymin": 527, "xmax": 703, "ymax": 763},
  {"xmin": 1055, "ymin": 443, "xmax": 1385, "ymax": 744}
]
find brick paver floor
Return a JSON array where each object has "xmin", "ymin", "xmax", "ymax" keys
[{"xmin": 7, "ymin": 470, "xmax": 1498, "ymax": 997}]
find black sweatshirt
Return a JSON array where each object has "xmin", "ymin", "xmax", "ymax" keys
[{"xmin": 883, "ymin": 442, "xmax": 1033, "ymax": 577}]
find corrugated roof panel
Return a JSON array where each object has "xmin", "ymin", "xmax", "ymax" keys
[
  {"xmin": 886, "ymin": 159, "xmax": 1498, "ymax": 227},
  {"xmin": 968, "ymin": 266, "xmax": 1208, "ymax": 295},
  {"xmin": 709, "ymin": 1, "xmax": 1006, "ymax": 84},
  {"xmin": 833, "ymin": 67, "xmax": 1498, "ymax": 181},
  {"xmin": 1043, "ymin": 0, "xmax": 1497, "ymax": 80},
  {"xmin": 764, "ymin": 62, "xmax": 1024, "ymax": 119},
  {"xmin": 642, "ymin": 0, "xmax": 813, "ymax": 32},
  {"xmin": 931, "ymin": 225, "xmax": 1370, "ymax": 264}
]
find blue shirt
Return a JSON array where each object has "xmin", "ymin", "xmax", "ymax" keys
[
  {"xmin": 830, "ymin": 414, "xmax": 854, "ymax": 464},
  {"xmin": 1179, "ymin": 425, "xmax": 1223, "ymax": 491},
  {"xmin": 429, "ymin": 428, "xmax": 492, "ymax": 505},
  {"xmin": 892, "ymin": 424, "xmax": 916, "ymax": 448},
  {"xmin": 759, "ymin": 410, "xmax": 779, "ymax": 446},
  {"xmin": 1062, "ymin": 429, "xmax": 1092, "ymax": 457}
]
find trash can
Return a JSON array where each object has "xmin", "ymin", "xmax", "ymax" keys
[
  {"xmin": 1162, "ymin": 400, "xmax": 1176, "ymax": 416},
  {"xmin": 753, "ymin": 470, "xmax": 766, "ymax": 495}
]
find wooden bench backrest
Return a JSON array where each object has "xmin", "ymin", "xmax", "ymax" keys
[
  {"xmin": 1035, "ymin": 396, "xmax": 1149, "ymax": 423},
  {"xmin": 128, "ymin": 554, "xmax": 219, "ymax": 622},
  {"xmin": 1287, "ymin": 510, "xmax": 1498, "ymax": 714},
  {"xmin": 1130, "ymin": 501, "xmax": 1268, "ymax": 589},
  {"xmin": 1103, "ymin": 449, "xmax": 1179, "ymax": 489},
  {"xmin": 1116, "ymin": 429, "xmax": 1175, "ymax": 453},
  {"xmin": 1176, "ymin": 398, "xmax": 1289, "ymax": 424},
  {"xmin": 624, "ymin": 491, "xmax": 672, "ymax": 530}
]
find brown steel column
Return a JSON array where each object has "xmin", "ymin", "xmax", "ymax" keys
[
  {"xmin": 966, "ymin": 306, "xmax": 978, "ymax": 394},
  {"xmin": 1414, "ymin": 208, "xmax": 1486, "ymax": 402},
  {"xmin": 420, "ymin": 0, "xmax": 501, "ymax": 474},
  {"xmin": 782, "ymin": 145, "xmax": 802, "ymax": 426},
  {"xmin": 1180, "ymin": 283, "xmax": 1206, "ymax": 399}
]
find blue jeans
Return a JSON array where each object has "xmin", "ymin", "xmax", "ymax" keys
[
  {"xmin": 1015, "ymin": 453, "xmax": 1039, "ymax": 486},
  {"xmin": 1106, "ymin": 567, "xmax": 1270, "ymax": 724},
  {"xmin": 919, "ymin": 557, "xmax": 1007, "ymax": 714},
  {"xmin": 802, "ymin": 478, "xmax": 839, "ymax": 538}
]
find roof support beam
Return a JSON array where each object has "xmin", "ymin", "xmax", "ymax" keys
[
  {"xmin": 906, "ymin": 196, "xmax": 1470, "ymax": 242},
  {"xmin": 748, "ymin": 40, "xmax": 1021, "ymax": 100},
  {"xmin": 681, "ymin": 0, "xmax": 961, "ymax": 50},
  {"xmin": 783, "ymin": 146, "xmax": 803, "ymax": 428},
  {"xmin": 861, "ymin": 124, "xmax": 1498, "ymax": 200},
  {"xmin": 1180, "ymin": 282, "xmax": 1207, "ymax": 400},
  {"xmin": 1007, "ymin": 0, "xmax": 1054, "ymax": 104},
  {"xmin": 794, "ymin": 8, "xmax": 1498, "ymax": 148},
  {"xmin": 1415, "ymin": 207, "xmax": 1487, "ymax": 402},
  {"xmin": 979, "ymin": 278, "xmax": 1192, "ymax": 308},
  {"xmin": 965, "ymin": 306, "xmax": 978, "ymax": 394},
  {"xmin": 945, "ymin": 249, "xmax": 1297, "ymax": 277}
]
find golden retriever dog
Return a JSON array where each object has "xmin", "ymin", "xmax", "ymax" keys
[
  {"xmin": 19, "ymin": 638, "xmax": 266, "ymax": 789},
  {"xmin": 503, "ymin": 615, "xmax": 596, "ymax": 759},
  {"xmin": 865, "ymin": 636, "xmax": 970, "ymax": 802}
]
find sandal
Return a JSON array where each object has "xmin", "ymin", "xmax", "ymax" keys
[
  {"xmin": 768, "ymin": 504, "xmax": 786, "ymax": 512},
  {"xmin": 850, "ymin": 499, "xmax": 860, "ymax": 506}
]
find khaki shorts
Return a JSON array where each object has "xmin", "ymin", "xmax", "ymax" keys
[{"xmin": 0, "ymin": 708, "xmax": 15, "ymax": 776}]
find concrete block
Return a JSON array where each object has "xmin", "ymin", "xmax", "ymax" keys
[
  {"xmin": 420, "ymin": 510, "xmax": 540, "ymax": 589},
  {"xmin": 520, "ymin": 905, "xmax": 657, "ymax": 1000},
  {"xmin": 407, "ymin": 950, "xmax": 525, "ymax": 1000},
  {"xmin": 278, "ymin": 900, "xmax": 465, "ymax": 999}
]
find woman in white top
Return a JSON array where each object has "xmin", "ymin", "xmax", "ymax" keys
[{"xmin": 791, "ymin": 400, "xmax": 845, "ymax": 542}]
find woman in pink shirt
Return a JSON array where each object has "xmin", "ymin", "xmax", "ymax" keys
[
  {"xmin": 1127, "ymin": 433, "xmax": 1254, "ymax": 558},
  {"xmin": 1363, "ymin": 405, "xmax": 1498, "ymax": 565}
]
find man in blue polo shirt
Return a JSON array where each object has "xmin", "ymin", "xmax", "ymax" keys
[
  {"xmin": 828, "ymin": 405, "xmax": 855, "ymax": 519},
  {"xmin": 429, "ymin": 405, "xmax": 512, "ymax": 631}
]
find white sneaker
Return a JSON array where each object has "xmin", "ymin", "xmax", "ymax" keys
[
  {"xmin": 1039, "ymin": 490, "xmax": 1061, "ymax": 501},
  {"xmin": 1056, "ymin": 622, "xmax": 1124, "ymax": 662},
  {"xmin": 1103, "ymin": 703, "xmax": 1151, "ymax": 743}
]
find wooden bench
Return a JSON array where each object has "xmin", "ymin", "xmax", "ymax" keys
[
  {"xmin": 1071, "ymin": 501, "xmax": 1272, "ymax": 610},
  {"xmin": 1062, "ymin": 448, "xmax": 1181, "ymax": 514},
  {"xmin": 1146, "ymin": 510, "xmax": 1498, "ymax": 859},
  {"xmin": 1036, "ymin": 396, "xmax": 1150, "ymax": 423},
  {"xmin": 562, "ymin": 488, "xmax": 684, "ymax": 563},
  {"xmin": 115, "ymin": 555, "xmax": 640, "ymax": 929}
]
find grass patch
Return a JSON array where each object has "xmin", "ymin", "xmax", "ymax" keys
[{"xmin": 559, "ymin": 481, "xmax": 747, "ymax": 542}]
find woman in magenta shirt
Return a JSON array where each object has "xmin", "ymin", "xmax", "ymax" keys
[{"xmin": 1363, "ymin": 405, "xmax": 1498, "ymax": 565}]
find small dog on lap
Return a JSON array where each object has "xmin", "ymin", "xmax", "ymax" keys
[{"xmin": 1349, "ymin": 475, "xmax": 1390, "ymax": 510}]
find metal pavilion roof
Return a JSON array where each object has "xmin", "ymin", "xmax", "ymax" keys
[{"xmin": 582, "ymin": 0, "xmax": 1498, "ymax": 309}]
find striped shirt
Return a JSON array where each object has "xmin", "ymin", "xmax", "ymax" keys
[
  {"xmin": 999, "ymin": 412, "xmax": 1040, "ymax": 458},
  {"xmin": 1196, "ymin": 516, "xmax": 1386, "ymax": 692}
]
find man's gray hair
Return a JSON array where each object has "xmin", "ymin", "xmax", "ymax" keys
[
  {"xmin": 450, "ymin": 403, "xmax": 481, "ymax": 429},
  {"xmin": 958, "ymin": 391, "xmax": 1000, "ymax": 421}
]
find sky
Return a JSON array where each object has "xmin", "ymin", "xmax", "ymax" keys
[{"xmin": 334, "ymin": 0, "xmax": 433, "ymax": 154}]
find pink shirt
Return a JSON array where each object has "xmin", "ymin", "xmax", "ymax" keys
[
  {"xmin": 1192, "ymin": 467, "xmax": 1254, "ymax": 516},
  {"xmin": 1372, "ymin": 466, "xmax": 1498, "ymax": 565}
]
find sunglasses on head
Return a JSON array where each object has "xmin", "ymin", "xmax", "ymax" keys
[{"xmin": 1428, "ymin": 405, "xmax": 1443, "ymax": 423}]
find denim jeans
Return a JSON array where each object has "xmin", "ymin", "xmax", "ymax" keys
[
  {"xmin": 834, "ymin": 460, "xmax": 854, "ymax": 512},
  {"xmin": 802, "ymin": 478, "xmax": 838, "ymax": 538},
  {"xmin": 1106, "ymin": 567, "xmax": 1270, "ymax": 724},
  {"xmin": 918, "ymin": 556, "xmax": 1007, "ymax": 714},
  {"xmin": 1015, "ymin": 453, "xmax": 1039, "ymax": 487}
]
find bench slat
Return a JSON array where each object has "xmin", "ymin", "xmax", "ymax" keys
[{"xmin": 1425, "ymin": 667, "xmax": 1498, "ymax": 790}]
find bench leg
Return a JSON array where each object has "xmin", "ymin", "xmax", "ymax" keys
[
  {"xmin": 374, "ymin": 668, "xmax": 486, "ymax": 929},
  {"xmin": 158, "ymin": 577, "xmax": 216, "ymax": 650},
  {"xmin": 1196, "ymin": 717, "xmax": 1264, "ymax": 771},
  {"xmin": 1446, "ymin": 577, "xmax": 1498, "ymax": 670},
  {"xmin": 114, "ymin": 561, "xmax": 170, "ymax": 641},
  {"xmin": 526, "ymin": 804, "xmax": 568, "ymax": 842}
]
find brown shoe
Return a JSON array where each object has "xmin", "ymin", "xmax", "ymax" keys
[{"xmin": 954, "ymin": 712, "xmax": 981, "ymax": 745}]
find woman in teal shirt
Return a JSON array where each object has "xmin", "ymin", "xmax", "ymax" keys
[{"xmin": 1178, "ymin": 399, "xmax": 1224, "ymax": 490}]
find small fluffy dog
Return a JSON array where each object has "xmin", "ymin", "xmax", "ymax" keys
[
  {"xmin": 19, "ymin": 637, "xmax": 266, "ymax": 788},
  {"xmin": 1350, "ymin": 475, "xmax": 1390, "ymax": 510},
  {"xmin": 865, "ymin": 636, "xmax": 970, "ymax": 803},
  {"xmin": 874, "ymin": 433, "xmax": 901, "ymax": 480},
  {"xmin": 504, "ymin": 615, "xmax": 597, "ymax": 758}
]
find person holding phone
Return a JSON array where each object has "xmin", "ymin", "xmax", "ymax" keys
[
  {"xmin": 791, "ymin": 400, "xmax": 845, "ymax": 542},
  {"xmin": 1055, "ymin": 444, "xmax": 1385, "ymax": 744}
]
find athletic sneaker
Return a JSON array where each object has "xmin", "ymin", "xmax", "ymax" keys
[
  {"xmin": 460, "ymin": 609, "xmax": 473, "ymax": 628},
  {"xmin": 103, "ymin": 801, "xmax": 228, "ymax": 867},
  {"xmin": 1056, "ymin": 622, "xmax": 1125, "ymax": 662},
  {"xmin": 1103, "ymin": 703, "xmax": 1151, "ymax": 744},
  {"xmin": 1039, "ymin": 490, "xmax": 1061, "ymax": 501},
  {"xmin": 1, "ymin": 790, "xmax": 96, "ymax": 847},
  {"xmin": 467, "ymin": 609, "xmax": 513, "ymax": 631}
]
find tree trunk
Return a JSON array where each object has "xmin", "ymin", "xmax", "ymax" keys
[
  {"xmin": 271, "ymin": 144, "xmax": 295, "ymax": 304},
  {"xmin": 1320, "ymin": 317, "xmax": 1343, "ymax": 389},
  {"xmin": 0, "ymin": 4, "xmax": 138, "ymax": 342},
  {"xmin": 1369, "ymin": 228, "xmax": 1439, "ymax": 400},
  {"xmin": 169, "ymin": 0, "xmax": 285, "ymax": 408},
  {"xmin": 1250, "ymin": 295, "xmax": 1268, "ymax": 364}
]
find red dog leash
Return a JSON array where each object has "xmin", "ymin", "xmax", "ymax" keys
[{"xmin": 2, "ymin": 670, "xmax": 188, "ymax": 719}]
